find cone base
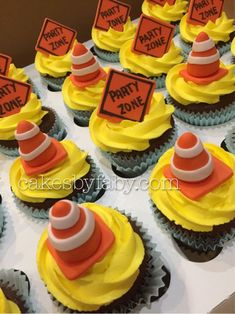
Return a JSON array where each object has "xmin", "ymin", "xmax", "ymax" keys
[
  {"xmin": 180, "ymin": 67, "xmax": 228, "ymax": 85},
  {"xmin": 70, "ymin": 68, "xmax": 106, "ymax": 88}
]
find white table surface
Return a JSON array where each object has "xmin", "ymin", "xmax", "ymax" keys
[{"xmin": 0, "ymin": 35, "xmax": 234, "ymax": 314}]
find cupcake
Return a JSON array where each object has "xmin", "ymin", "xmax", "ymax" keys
[
  {"xmin": 90, "ymin": 91, "xmax": 177, "ymax": 177},
  {"xmin": 142, "ymin": 0, "xmax": 188, "ymax": 34},
  {"xmin": 0, "ymin": 92, "xmax": 66, "ymax": 156},
  {"xmin": 0, "ymin": 269, "xmax": 34, "ymax": 313},
  {"xmin": 120, "ymin": 15, "xmax": 184, "ymax": 88},
  {"xmin": 62, "ymin": 42, "xmax": 107, "ymax": 127},
  {"xmin": 149, "ymin": 132, "xmax": 235, "ymax": 261},
  {"xmin": 35, "ymin": 40, "xmax": 77, "ymax": 91},
  {"xmin": 91, "ymin": 11, "xmax": 136, "ymax": 62},
  {"xmin": 221, "ymin": 127, "xmax": 235, "ymax": 154},
  {"xmin": 37, "ymin": 200, "xmax": 170, "ymax": 312},
  {"xmin": 10, "ymin": 121, "xmax": 105, "ymax": 219},
  {"xmin": 179, "ymin": 4, "xmax": 235, "ymax": 56},
  {"xmin": 166, "ymin": 32, "xmax": 235, "ymax": 126}
]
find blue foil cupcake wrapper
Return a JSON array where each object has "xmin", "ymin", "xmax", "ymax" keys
[
  {"xmin": 13, "ymin": 155, "xmax": 106, "ymax": 219},
  {"xmin": 0, "ymin": 269, "xmax": 35, "ymax": 313},
  {"xmin": 225, "ymin": 127, "xmax": 235, "ymax": 154},
  {"xmin": 179, "ymin": 37, "xmax": 232, "ymax": 57},
  {"xmin": 45, "ymin": 210, "xmax": 170, "ymax": 312},
  {"xmin": 150, "ymin": 201, "xmax": 235, "ymax": 252},
  {"xmin": 65, "ymin": 105, "xmax": 93, "ymax": 127},
  {"xmin": 40, "ymin": 74, "xmax": 68, "ymax": 91},
  {"xmin": 93, "ymin": 46, "xmax": 120, "ymax": 63},
  {"xmin": 0, "ymin": 107, "xmax": 66, "ymax": 157},
  {"xmin": 103, "ymin": 126, "xmax": 178, "ymax": 177}
]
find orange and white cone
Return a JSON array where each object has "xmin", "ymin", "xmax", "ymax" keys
[
  {"xmin": 70, "ymin": 42, "xmax": 106, "ymax": 88},
  {"xmin": 15, "ymin": 121, "xmax": 67, "ymax": 176},
  {"xmin": 48, "ymin": 200, "xmax": 101, "ymax": 263},
  {"xmin": 46, "ymin": 200, "xmax": 115, "ymax": 279},
  {"xmin": 180, "ymin": 32, "xmax": 228, "ymax": 84},
  {"xmin": 170, "ymin": 132, "xmax": 214, "ymax": 182}
]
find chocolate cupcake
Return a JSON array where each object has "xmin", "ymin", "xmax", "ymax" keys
[
  {"xmin": 10, "ymin": 121, "xmax": 105, "ymax": 219},
  {"xmin": 149, "ymin": 132, "xmax": 235, "ymax": 261},
  {"xmin": 37, "ymin": 200, "xmax": 170, "ymax": 312},
  {"xmin": 166, "ymin": 32, "xmax": 235, "ymax": 126},
  {"xmin": 0, "ymin": 269, "xmax": 34, "ymax": 313}
]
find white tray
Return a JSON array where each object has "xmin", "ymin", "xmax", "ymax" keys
[{"xmin": 0, "ymin": 36, "xmax": 234, "ymax": 313}]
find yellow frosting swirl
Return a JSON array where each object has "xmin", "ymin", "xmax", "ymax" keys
[
  {"xmin": 0, "ymin": 93, "xmax": 48, "ymax": 140},
  {"xmin": 10, "ymin": 140, "xmax": 90, "ymax": 203},
  {"xmin": 120, "ymin": 39, "xmax": 183, "ymax": 77},
  {"xmin": 91, "ymin": 18, "xmax": 136, "ymax": 52},
  {"xmin": 231, "ymin": 38, "xmax": 235, "ymax": 56},
  {"xmin": 142, "ymin": 0, "xmax": 187, "ymax": 22},
  {"xmin": 8, "ymin": 64, "xmax": 28, "ymax": 83},
  {"xmin": 62, "ymin": 75, "xmax": 106, "ymax": 111},
  {"xmin": 37, "ymin": 203, "xmax": 144, "ymax": 312},
  {"xmin": 180, "ymin": 12, "xmax": 235, "ymax": 43},
  {"xmin": 0, "ymin": 289, "xmax": 20, "ymax": 313},
  {"xmin": 149, "ymin": 144, "xmax": 235, "ymax": 232},
  {"xmin": 34, "ymin": 41, "xmax": 77, "ymax": 78},
  {"xmin": 166, "ymin": 63, "xmax": 235, "ymax": 105},
  {"xmin": 89, "ymin": 93, "xmax": 174, "ymax": 153}
]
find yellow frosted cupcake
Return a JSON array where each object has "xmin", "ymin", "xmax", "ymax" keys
[
  {"xmin": 10, "ymin": 121, "xmax": 105, "ymax": 218},
  {"xmin": 166, "ymin": 32, "xmax": 235, "ymax": 126},
  {"xmin": 149, "ymin": 131, "xmax": 235, "ymax": 260},
  {"xmin": 92, "ymin": 17, "xmax": 136, "ymax": 62},
  {"xmin": 0, "ymin": 92, "xmax": 66, "ymax": 156},
  {"xmin": 142, "ymin": 0, "xmax": 188, "ymax": 33},
  {"xmin": 231, "ymin": 37, "xmax": 235, "ymax": 63},
  {"xmin": 89, "ymin": 89, "xmax": 177, "ymax": 177},
  {"xmin": 37, "ymin": 200, "xmax": 170, "ymax": 312},
  {"xmin": 179, "ymin": 6, "xmax": 235, "ymax": 56},
  {"xmin": 62, "ymin": 42, "xmax": 107, "ymax": 127},
  {"xmin": 35, "ymin": 40, "xmax": 77, "ymax": 91}
]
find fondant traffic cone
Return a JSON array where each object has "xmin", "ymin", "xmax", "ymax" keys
[
  {"xmin": 48, "ymin": 200, "xmax": 102, "ymax": 263},
  {"xmin": 47, "ymin": 200, "xmax": 115, "ymax": 279},
  {"xmin": 170, "ymin": 132, "xmax": 214, "ymax": 182},
  {"xmin": 180, "ymin": 32, "xmax": 228, "ymax": 84},
  {"xmin": 15, "ymin": 121, "xmax": 68, "ymax": 176},
  {"xmin": 70, "ymin": 42, "xmax": 106, "ymax": 88}
]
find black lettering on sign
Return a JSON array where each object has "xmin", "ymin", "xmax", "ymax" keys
[
  {"xmin": 108, "ymin": 81, "xmax": 139, "ymax": 102},
  {"xmin": 117, "ymin": 96, "xmax": 145, "ymax": 115},
  {"xmin": 0, "ymin": 96, "xmax": 24, "ymax": 116}
]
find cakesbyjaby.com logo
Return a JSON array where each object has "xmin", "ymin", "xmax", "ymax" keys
[{"xmin": 17, "ymin": 175, "xmax": 179, "ymax": 194}]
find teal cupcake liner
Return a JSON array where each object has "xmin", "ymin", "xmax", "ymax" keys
[
  {"xmin": 0, "ymin": 144, "xmax": 18, "ymax": 157},
  {"xmin": 40, "ymin": 74, "xmax": 67, "ymax": 91},
  {"xmin": 27, "ymin": 78, "xmax": 41, "ymax": 99},
  {"xmin": 123, "ymin": 69, "xmax": 166, "ymax": 89},
  {"xmin": 225, "ymin": 127, "xmax": 235, "ymax": 154},
  {"xmin": 179, "ymin": 37, "xmax": 232, "ymax": 57},
  {"xmin": 13, "ymin": 155, "xmax": 106, "ymax": 219},
  {"xmin": 65, "ymin": 104, "xmax": 92, "ymax": 127},
  {"xmin": 166, "ymin": 94, "xmax": 235, "ymax": 126},
  {"xmin": 151, "ymin": 201, "xmax": 235, "ymax": 252},
  {"xmin": 93, "ymin": 45, "xmax": 120, "ymax": 63},
  {"xmin": 46, "ymin": 210, "xmax": 170, "ymax": 313},
  {"xmin": 103, "ymin": 126, "xmax": 177, "ymax": 177},
  {"xmin": 0, "ymin": 269, "xmax": 35, "ymax": 313}
]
